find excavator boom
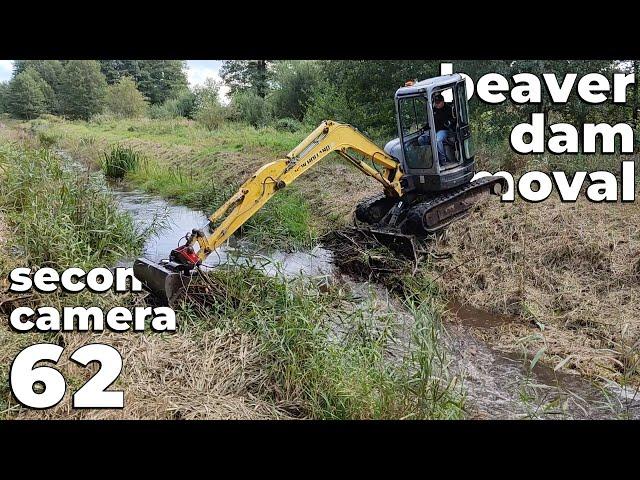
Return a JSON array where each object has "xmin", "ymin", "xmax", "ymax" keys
[{"xmin": 134, "ymin": 120, "xmax": 405, "ymax": 302}]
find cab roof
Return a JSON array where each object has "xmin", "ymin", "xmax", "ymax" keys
[{"xmin": 395, "ymin": 74, "xmax": 462, "ymax": 98}]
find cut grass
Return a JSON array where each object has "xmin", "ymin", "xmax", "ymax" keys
[{"xmin": 422, "ymin": 194, "xmax": 640, "ymax": 385}]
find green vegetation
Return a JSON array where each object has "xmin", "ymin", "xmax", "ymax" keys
[
  {"xmin": 102, "ymin": 144, "xmax": 141, "ymax": 179},
  {"xmin": 59, "ymin": 61, "xmax": 108, "ymax": 120},
  {"xmin": 0, "ymin": 142, "xmax": 147, "ymax": 269},
  {"xmin": 0, "ymin": 82, "xmax": 8, "ymax": 114},
  {"xmin": 4, "ymin": 59, "xmax": 636, "ymax": 152},
  {"xmin": 193, "ymin": 79, "xmax": 227, "ymax": 130},
  {"xmin": 230, "ymin": 91, "xmax": 270, "ymax": 127},
  {"xmin": 184, "ymin": 266, "xmax": 464, "ymax": 419},
  {"xmin": 99, "ymin": 60, "xmax": 188, "ymax": 105},
  {"xmin": 220, "ymin": 60, "xmax": 270, "ymax": 98},
  {"xmin": 5, "ymin": 69, "xmax": 47, "ymax": 119},
  {"xmin": 105, "ymin": 76, "xmax": 148, "ymax": 118},
  {"xmin": 0, "ymin": 135, "xmax": 463, "ymax": 420}
]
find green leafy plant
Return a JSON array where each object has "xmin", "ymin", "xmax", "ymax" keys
[{"xmin": 102, "ymin": 145, "xmax": 141, "ymax": 179}]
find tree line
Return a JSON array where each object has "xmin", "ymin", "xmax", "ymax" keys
[
  {"xmin": 1, "ymin": 60, "xmax": 637, "ymax": 145},
  {"xmin": 0, "ymin": 60, "xmax": 188, "ymax": 120},
  {"xmin": 219, "ymin": 60, "xmax": 640, "ymax": 141}
]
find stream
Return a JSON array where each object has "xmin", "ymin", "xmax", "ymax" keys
[{"xmin": 96, "ymin": 160, "xmax": 639, "ymax": 419}]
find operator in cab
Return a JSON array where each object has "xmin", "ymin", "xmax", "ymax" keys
[{"xmin": 418, "ymin": 93, "xmax": 455, "ymax": 166}]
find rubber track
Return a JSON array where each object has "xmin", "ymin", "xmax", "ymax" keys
[
  {"xmin": 403, "ymin": 176, "xmax": 506, "ymax": 235},
  {"xmin": 354, "ymin": 192, "xmax": 394, "ymax": 225}
]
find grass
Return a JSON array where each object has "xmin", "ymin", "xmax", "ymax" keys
[
  {"xmin": 0, "ymin": 142, "xmax": 148, "ymax": 270},
  {"xmin": 128, "ymin": 155, "xmax": 316, "ymax": 249},
  {"xmin": 102, "ymin": 145, "xmax": 141, "ymax": 179},
  {"xmin": 28, "ymin": 116, "xmax": 320, "ymax": 250},
  {"xmin": 35, "ymin": 116, "xmax": 305, "ymax": 157},
  {"xmin": 179, "ymin": 265, "xmax": 464, "ymax": 419}
]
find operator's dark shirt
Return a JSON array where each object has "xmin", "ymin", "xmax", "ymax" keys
[{"xmin": 433, "ymin": 103, "xmax": 455, "ymax": 131}]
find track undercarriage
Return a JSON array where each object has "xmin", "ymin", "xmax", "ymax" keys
[{"xmin": 353, "ymin": 175, "xmax": 507, "ymax": 256}]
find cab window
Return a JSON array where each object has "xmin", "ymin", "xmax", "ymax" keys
[
  {"xmin": 399, "ymin": 96, "xmax": 428, "ymax": 137},
  {"xmin": 456, "ymin": 82, "xmax": 469, "ymax": 126}
]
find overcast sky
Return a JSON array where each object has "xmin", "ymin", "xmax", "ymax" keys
[{"xmin": 0, "ymin": 60, "xmax": 228, "ymax": 100}]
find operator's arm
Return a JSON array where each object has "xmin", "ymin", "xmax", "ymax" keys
[{"xmin": 183, "ymin": 120, "xmax": 403, "ymax": 264}]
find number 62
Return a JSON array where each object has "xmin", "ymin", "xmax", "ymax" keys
[{"xmin": 10, "ymin": 343, "xmax": 124, "ymax": 409}]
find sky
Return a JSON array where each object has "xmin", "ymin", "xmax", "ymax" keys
[{"xmin": 0, "ymin": 60, "xmax": 228, "ymax": 100}]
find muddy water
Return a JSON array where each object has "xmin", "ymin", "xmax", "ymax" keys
[
  {"xmin": 109, "ymin": 183, "xmax": 335, "ymax": 280},
  {"xmin": 105, "ymin": 174, "xmax": 639, "ymax": 419},
  {"xmin": 444, "ymin": 302, "xmax": 640, "ymax": 419}
]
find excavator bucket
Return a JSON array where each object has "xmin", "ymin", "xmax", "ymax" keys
[{"xmin": 133, "ymin": 258, "xmax": 193, "ymax": 305}]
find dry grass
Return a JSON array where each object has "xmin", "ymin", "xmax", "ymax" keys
[
  {"xmin": 2, "ymin": 327, "xmax": 292, "ymax": 420},
  {"xmin": 423, "ymin": 195, "xmax": 640, "ymax": 383}
]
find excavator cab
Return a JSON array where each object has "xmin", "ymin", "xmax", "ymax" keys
[{"xmin": 385, "ymin": 74, "xmax": 475, "ymax": 194}]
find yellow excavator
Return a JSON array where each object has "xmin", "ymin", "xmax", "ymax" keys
[{"xmin": 134, "ymin": 74, "xmax": 506, "ymax": 303}]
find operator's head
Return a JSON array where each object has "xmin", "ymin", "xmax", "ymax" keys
[{"xmin": 434, "ymin": 93, "xmax": 445, "ymax": 109}]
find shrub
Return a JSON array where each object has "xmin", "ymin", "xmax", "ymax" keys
[
  {"xmin": 195, "ymin": 101, "xmax": 227, "ymax": 131},
  {"xmin": 230, "ymin": 91, "xmax": 270, "ymax": 127},
  {"xmin": 192, "ymin": 79, "xmax": 228, "ymax": 130},
  {"xmin": 105, "ymin": 76, "xmax": 148, "ymax": 118},
  {"xmin": 273, "ymin": 117, "xmax": 303, "ymax": 132},
  {"xmin": 150, "ymin": 89, "xmax": 196, "ymax": 119},
  {"xmin": 102, "ymin": 145, "xmax": 141, "ymax": 179}
]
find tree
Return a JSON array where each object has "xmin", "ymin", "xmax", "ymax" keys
[
  {"xmin": 135, "ymin": 60, "xmax": 188, "ymax": 105},
  {"xmin": 194, "ymin": 80, "xmax": 227, "ymax": 130},
  {"xmin": 6, "ymin": 69, "xmax": 47, "ymax": 119},
  {"xmin": 105, "ymin": 76, "xmax": 148, "ymax": 118},
  {"xmin": 98, "ymin": 60, "xmax": 142, "ymax": 84},
  {"xmin": 220, "ymin": 60, "xmax": 272, "ymax": 98},
  {"xmin": 59, "ymin": 61, "xmax": 108, "ymax": 120},
  {"xmin": 305, "ymin": 60, "xmax": 442, "ymax": 136},
  {"xmin": 0, "ymin": 82, "xmax": 8, "ymax": 114},
  {"xmin": 268, "ymin": 60, "xmax": 320, "ymax": 121},
  {"xmin": 12, "ymin": 60, "xmax": 64, "ymax": 113}
]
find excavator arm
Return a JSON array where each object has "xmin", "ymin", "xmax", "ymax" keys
[{"xmin": 175, "ymin": 120, "xmax": 403, "ymax": 265}]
